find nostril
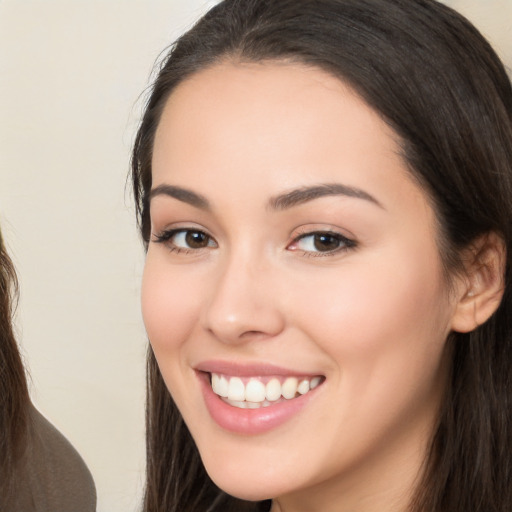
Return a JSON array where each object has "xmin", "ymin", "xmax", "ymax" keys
[
  {"xmin": 238, "ymin": 329, "xmax": 270, "ymax": 340},
  {"xmin": 203, "ymin": 311, "xmax": 285, "ymax": 345}
]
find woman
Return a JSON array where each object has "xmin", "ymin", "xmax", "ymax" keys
[
  {"xmin": 131, "ymin": 0, "xmax": 512, "ymax": 510},
  {"xmin": 0, "ymin": 228, "xmax": 30, "ymax": 501},
  {"xmin": 0, "ymin": 229, "xmax": 97, "ymax": 511}
]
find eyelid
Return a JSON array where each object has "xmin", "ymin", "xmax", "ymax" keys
[
  {"xmin": 151, "ymin": 221, "xmax": 213, "ymax": 240},
  {"xmin": 150, "ymin": 223, "xmax": 356, "ymax": 257},
  {"xmin": 287, "ymin": 227, "xmax": 357, "ymax": 256},
  {"xmin": 291, "ymin": 223, "xmax": 356, "ymax": 239},
  {"xmin": 151, "ymin": 225, "xmax": 218, "ymax": 253}
]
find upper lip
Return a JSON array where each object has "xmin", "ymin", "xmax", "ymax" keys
[{"xmin": 195, "ymin": 360, "xmax": 323, "ymax": 377}]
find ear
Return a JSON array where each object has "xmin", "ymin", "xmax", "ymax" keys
[{"xmin": 451, "ymin": 232, "xmax": 506, "ymax": 333}]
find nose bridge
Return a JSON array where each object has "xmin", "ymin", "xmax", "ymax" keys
[{"xmin": 201, "ymin": 243, "xmax": 284, "ymax": 343}]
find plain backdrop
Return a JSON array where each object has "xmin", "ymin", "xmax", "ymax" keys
[{"xmin": 0, "ymin": 1, "xmax": 510, "ymax": 511}]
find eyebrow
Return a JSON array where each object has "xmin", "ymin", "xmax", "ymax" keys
[
  {"xmin": 269, "ymin": 183, "xmax": 383, "ymax": 210},
  {"xmin": 149, "ymin": 182, "xmax": 383, "ymax": 211},
  {"xmin": 150, "ymin": 184, "xmax": 210, "ymax": 210}
]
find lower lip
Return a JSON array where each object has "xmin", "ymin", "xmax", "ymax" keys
[{"xmin": 198, "ymin": 372, "xmax": 320, "ymax": 435}]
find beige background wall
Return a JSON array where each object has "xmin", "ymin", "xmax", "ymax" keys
[
  {"xmin": 444, "ymin": 0, "xmax": 512, "ymax": 66},
  {"xmin": 0, "ymin": 1, "xmax": 509, "ymax": 511},
  {"xmin": 0, "ymin": 2, "xmax": 217, "ymax": 511}
]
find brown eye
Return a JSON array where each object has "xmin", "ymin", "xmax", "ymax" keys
[
  {"xmin": 290, "ymin": 231, "xmax": 356, "ymax": 255},
  {"xmin": 312, "ymin": 233, "xmax": 341, "ymax": 252},
  {"xmin": 153, "ymin": 229, "xmax": 217, "ymax": 251},
  {"xmin": 185, "ymin": 230, "xmax": 211, "ymax": 248}
]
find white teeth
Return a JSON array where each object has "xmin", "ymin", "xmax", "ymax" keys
[
  {"xmin": 229, "ymin": 400, "xmax": 247, "ymax": 409},
  {"xmin": 211, "ymin": 374, "xmax": 229, "ymax": 397},
  {"xmin": 245, "ymin": 379, "xmax": 266, "ymax": 402},
  {"xmin": 297, "ymin": 379, "xmax": 310, "ymax": 395},
  {"xmin": 265, "ymin": 378, "xmax": 282, "ymax": 402},
  {"xmin": 281, "ymin": 377, "xmax": 298, "ymax": 399},
  {"xmin": 310, "ymin": 376, "xmax": 321, "ymax": 389},
  {"xmin": 211, "ymin": 373, "xmax": 220, "ymax": 390},
  {"xmin": 218, "ymin": 375, "xmax": 229, "ymax": 397},
  {"xmin": 211, "ymin": 373, "xmax": 323, "ymax": 405},
  {"xmin": 228, "ymin": 377, "xmax": 245, "ymax": 401}
]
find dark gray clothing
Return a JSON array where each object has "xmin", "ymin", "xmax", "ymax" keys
[{"xmin": 3, "ymin": 406, "xmax": 96, "ymax": 512}]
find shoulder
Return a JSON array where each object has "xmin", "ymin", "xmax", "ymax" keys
[{"xmin": 11, "ymin": 405, "xmax": 97, "ymax": 512}]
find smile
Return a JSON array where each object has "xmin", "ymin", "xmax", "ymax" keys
[
  {"xmin": 196, "ymin": 362, "xmax": 326, "ymax": 434},
  {"xmin": 211, "ymin": 373, "xmax": 323, "ymax": 409}
]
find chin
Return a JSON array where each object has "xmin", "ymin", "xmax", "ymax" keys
[
  {"xmin": 207, "ymin": 474, "xmax": 277, "ymax": 502},
  {"xmin": 199, "ymin": 450, "xmax": 293, "ymax": 502}
]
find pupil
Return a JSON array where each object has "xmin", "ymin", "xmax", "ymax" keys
[
  {"xmin": 314, "ymin": 233, "xmax": 339, "ymax": 251},
  {"xmin": 185, "ymin": 231, "xmax": 208, "ymax": 248}
]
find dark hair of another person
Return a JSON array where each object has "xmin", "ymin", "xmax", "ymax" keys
[
  {"xmin": 0, "ymin": 232, "xmax": 30, "ymax": 500},
  {"xmin": 131, "ymin": 1, "xmax": 512, "ymax": 511}
]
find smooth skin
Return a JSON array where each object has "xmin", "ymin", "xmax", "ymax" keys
[{"xmin": 142, "ymin": 61, "xmax": 503, "ymax": 512}]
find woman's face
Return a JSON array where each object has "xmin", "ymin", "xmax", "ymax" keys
[{"xmin": 142, "ymin": 62, "xmax": 460, "ymax": 510}]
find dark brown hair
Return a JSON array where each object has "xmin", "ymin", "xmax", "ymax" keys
[
  {"xmin": 131, "ymin": 1, "xmax": 512, "ymax": 510},
  {"xmin": 0, "ymin": 230, "xmax": 30, "ymax": 500}
]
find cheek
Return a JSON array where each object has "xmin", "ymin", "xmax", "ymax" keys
[
  {"xmin": 292, "ymin": 251, "xmax": 453, "ymax": 401},
  {"xmin": 141, "ymin": 256, "xmax": 199, "ymax": 355},
  {"xmin": 141, "ymin": 256, "xmax": 209, "ymax": 421}
]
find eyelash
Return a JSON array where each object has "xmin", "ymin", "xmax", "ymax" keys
[
  {"xmin": 289, "ymin": 229, "xmax": 357, "ymax": 257},
  {"xmin": 151, "ymin": 228, "xmax": 357, "ymax": 257},
  {"xmin": 152, "ymin": 228, "xmax": 216, "ymax": 254}
]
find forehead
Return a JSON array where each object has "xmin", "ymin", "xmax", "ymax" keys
[
  {"xmin": 151, "ymin": 60, "xmax": 424, "ymax": 214},
  {"xmin": 154, "ymin": 60, "xmax": 394, "ymax": 152}
]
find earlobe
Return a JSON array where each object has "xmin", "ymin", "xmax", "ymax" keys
[{"xmin": 451, "ymin": 232, "xmax": 506, "ymax": 333}]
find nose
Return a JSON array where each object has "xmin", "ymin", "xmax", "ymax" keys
[{"xmin": 200, "ymin": 252, "xmax": 286, "ymax": 344}]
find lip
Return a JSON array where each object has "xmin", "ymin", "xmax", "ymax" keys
[
  {"xmin": 196, "ymin": 366, "xmax": 323, "ymax": 435},
  {"xmin": 195, "ymin": 359, "xmax": 320, "ymax": 378}
]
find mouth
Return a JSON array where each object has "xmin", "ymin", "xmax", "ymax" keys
[
  {"xmin": 210, "ymin": 373, "xmax": 324, "ymax": 409},
  {"xmin": 195, "ymin": 361, "xmax": 326, "ymax": 434}
]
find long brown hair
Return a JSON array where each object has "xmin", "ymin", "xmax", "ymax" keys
[
  {"xmin": 132, "ymin": 1, "xmax": 512, "ymax": 510},
  {"xmin": 0, "ymin": 230, "xmax": 30, "ymax": 500}
]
